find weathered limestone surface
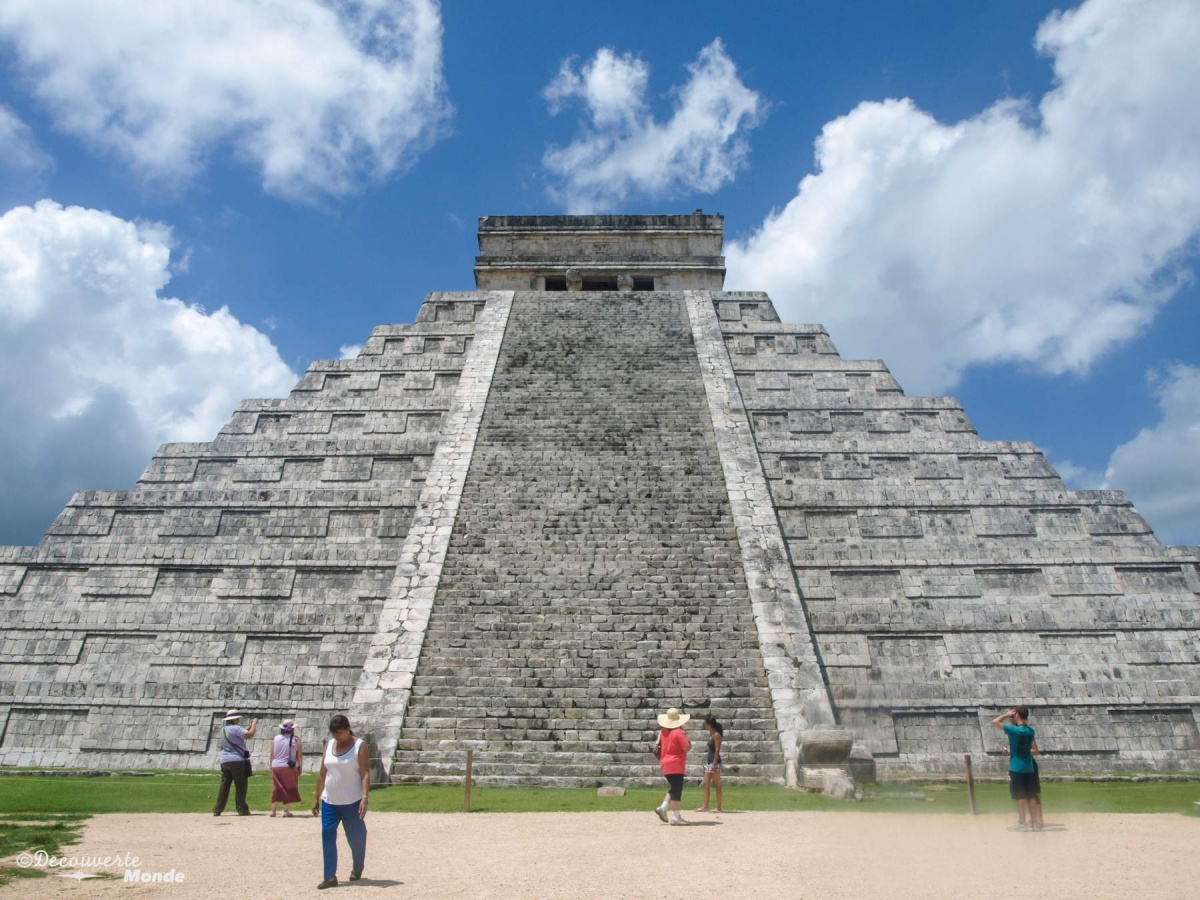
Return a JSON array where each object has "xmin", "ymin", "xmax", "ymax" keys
[
  {"xmin": 713, "ymin": 291, "xmax": 1200, "ymax": 774},
  {"xmin": 686, "ymin": 290, "xmax": 834, "ymax": 785},
  {"xmin": 2, "ymin": 213, "xmax": 1198, "ymax": 781},
  {"xmin": 475, "ymin": 212, "xmax": 725, "ymax": 291},
  {"xmin": 0, "ymin": 294, "xmax": 496, "ymax": 768},
  {"xmin": 347, "ymin": 292, "xmax": 513, "ymax": 776},
  {"xmin": 391, "ymin": 292, "xmax": 783, "ymax": 785}
]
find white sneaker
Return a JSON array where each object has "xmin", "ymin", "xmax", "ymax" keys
[
  {"xmin": 670, "ymin": 814, "xmax": 686, "ymax": 826},
  {"xmin": 654, "ymin": 806, "xmax": 668, "ymax": 823}
]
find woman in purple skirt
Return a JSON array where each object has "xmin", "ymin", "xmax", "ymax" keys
[{"xmin": 270, "ymin": 719, "xmax": 303, "ymax": 816}]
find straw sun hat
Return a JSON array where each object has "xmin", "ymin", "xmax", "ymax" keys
[
  {"xmin": 657, "ymin": 708, "xmax": 690, "ymax": 729},
  {"xmin": 223, "ymin": 709, "xmax": 242, "ymax": 722}
]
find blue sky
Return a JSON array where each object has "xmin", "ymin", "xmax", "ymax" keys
[{"xmin": 1, "ymin": 0, "xmax": 1199, "ymax": 547}]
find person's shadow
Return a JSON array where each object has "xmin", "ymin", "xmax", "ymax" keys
[{"xmin": 345, "ymin": 878, "xmax": 404, "ymax": 888}]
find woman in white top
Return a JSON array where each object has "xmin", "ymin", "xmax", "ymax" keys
[
  {"xmin": 270, "ymin": 719, "xmax": 303, "ymax": 817},
  {"xmin": 311, "ymin": 714, "xmax": 371, "ymax": 890}
]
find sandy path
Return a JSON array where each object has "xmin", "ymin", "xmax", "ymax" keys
[{"xmin": 10, "ymin": 810, "xmax": 1199, "ymax": 899}]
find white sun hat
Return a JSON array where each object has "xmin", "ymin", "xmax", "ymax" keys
[{"xmin": 657, "ymin": 708, "xmax": 690, "ymax": 729}]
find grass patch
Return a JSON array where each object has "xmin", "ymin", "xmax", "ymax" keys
[
  {"xmin": 0, "ymin": 814, "xmax": 88, "ymax": 888},
  {"xmin": 0, "ymin": 773, "xmax": 233, "ymax": 815},
  {"xmin": 863, "ymin": 780, "xmax": 1200, "ymax": 815},
  {"xmin": 1, "ymin": 773, "xmax": 1198, "ymax": 817},
  {"xmin": 378, "ymin": 783, "xmax": 850, "ymax": 813}
]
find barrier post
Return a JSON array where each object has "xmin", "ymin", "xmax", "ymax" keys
[
  {"xmin": 464, "ymin": 749, "xmax": 473, "ymax": 813},
  {"xmin": 965, "ymin": 754, "xmax": 978, "ymax": 815}
]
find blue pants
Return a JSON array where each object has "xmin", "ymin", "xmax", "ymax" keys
[{"xmin": 321, "ymin": 800, "xmax": 367, "ymax": 880}]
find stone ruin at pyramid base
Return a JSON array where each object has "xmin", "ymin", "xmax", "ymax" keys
[{"xmin": 2, "ymin": 213, "xmax": 1198, "ymax": 786}]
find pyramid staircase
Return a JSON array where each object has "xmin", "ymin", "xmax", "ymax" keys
[{"xmin": 391, "ymin": 293, "xmax": 785, "ymax": 785}]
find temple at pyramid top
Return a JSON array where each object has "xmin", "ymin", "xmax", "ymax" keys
[{"xmin": 474, "ymin": 210, "xmax": 726, "ymax": 291}]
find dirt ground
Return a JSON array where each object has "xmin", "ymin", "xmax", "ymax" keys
[{"xmin": 11, "ymin": 809, "xmax": 1200, "ymax": 899}]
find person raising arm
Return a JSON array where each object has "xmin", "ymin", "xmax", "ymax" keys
[{"xmin": 992, "ymin": 706, "xmax": 1044, "ymax": 831}]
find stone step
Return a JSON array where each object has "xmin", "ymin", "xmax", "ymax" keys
[
  {"xmin": 397, "ymin": 735, "xmax": 781, "ymax": 753},
  {"xmin": 400, "ymin": 722, "xmax": 779, "ymax": 737},
  {"xmin": 394, "ymin": 739, "xmax": 780, "ymax": 758},
  {"xmin": 391, "ymin": 772, "xmax": 782, "ymax": 788},
  {"xmin": 402, "ymin": 709, "xmax": 775, "ymax": 723},
  {"xmin": 391, "ymin": 749, "xmax": 786, "ymax": 768},
  {"xmin": 398, "ymin": 718, "xmax": 779, "ymax": 736},
  {"xmin": 420, "ymin": 619, "xmax": 758, "ymax": 630},
  {"xmin": 410, "ymin": 658, "xmax": 768, "ymax": 673},
  {"xmin": 400, "ymin": 707, "xmax": 776, "ymax": 723},
  {"xmin": 402, "ymin": 704, "xmax": 774, "ymax": 720},
  {"xmin": 404, "ymin": 689, "xmax": 772, "ymax": 703},
  {"xmin": 390, "ymin": 756, "xmax": 784, "ymax": 786},
  {"xmin": 392, "ymin": 761, "xmax": 785, "ymax": 779},
  {"xmin": 424, "ymin": 612, "xmax": 756, "ymax": 623},
  {"xmin": 395, "ymin": 742, "xmax": 781, "ymax": 761},
  {"xmin": 405, "ymin": 680, "xmax": 772, "ymax": 696},
  {"xmin": 422, "ymin": 632, "xmax": 756, "ymax": 641},
  {"xmin": 404, "ymin": 691, "xmax": 774, "ymax": 708}
]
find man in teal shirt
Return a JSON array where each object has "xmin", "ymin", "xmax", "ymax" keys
[{"xmin": 992, "ymin": 706, "xmax": 1044, "ymax": 831}]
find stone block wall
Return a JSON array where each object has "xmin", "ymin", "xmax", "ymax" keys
[
  {"xmin": 712, "ymin": 291, "xmax": 1200, "ymax": 774},
  {"xmin": 0, "ymin": 294, "xmax": 491, "ymax": 768},
  {"xmin": 475, "ymin": 213, "xmax": 725, "ymax": 290},
  {"xmin": 4, "ymin": 280, "xmax": 1199, "ymax": 780}
]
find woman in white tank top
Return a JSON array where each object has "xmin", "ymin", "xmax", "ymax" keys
[
  {"xmin": 270, "ymin": 720, "xmax": 303, "ymax": 816},
  {"xmin": 311, "ymin": 714, "xmax": 371, "ymax": 889}
]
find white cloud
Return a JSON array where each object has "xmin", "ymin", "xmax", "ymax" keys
[
  {"xmin": 1051, "ymin": 459, "xmax": 1104, "ymax": 490},
  {"xmin": 339, "ymin": 343, "xmax": 363, "ymax": 359},
  {"xmin": 0, "ymin": 104, "xmax": 52, "ymax": 174},
  {"xmin": 726, "ymin": 0, "xmax": 1200, "ymax": 395},
  {"xmin": 0, "ymin": 0, "xmax": 450, "ymax": 200},
  {"xmin": 543, "ymin": 40, "xmax": 764, "ymax": 212},
  {"xmin": 0, "ymin": 199, "xmax": 298, "ymax": 544},
  {"xmin": 1103, "ymin": 364, "xmax": 1200, "ymax": 546},
  {"xmin": 544, "ymin": 48, "xmax": 649, "ymax": 129}
]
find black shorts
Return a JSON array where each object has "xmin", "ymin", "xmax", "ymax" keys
[
  {"xmin": 664, "ymin": 774, "xmax": 684, "ymax": 801},
  {"xmin": 1009, "ymin": 770, "xmax": 1040, "ymax": 800}
]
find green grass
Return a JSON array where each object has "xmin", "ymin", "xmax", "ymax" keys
[
  {"xmin": 1, "ymin": 773, "xmax": 1198, "ymax": 816},
  {"xmin": 867, "ymin": 780, "xmax": 1200, "ymax": 815},
  {"xmin": 0, "ymin": 814, "xmax": 88, "ymax": 887}
]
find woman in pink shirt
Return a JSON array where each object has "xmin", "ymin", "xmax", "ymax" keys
[{"xmin": 653, "ymin": 708, "xmax": 691, "ymax": 825}]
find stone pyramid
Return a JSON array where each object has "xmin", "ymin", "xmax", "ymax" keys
[{"xmin": 2, "ymin": 213, "xmax": 1197, "ymax": 784}]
